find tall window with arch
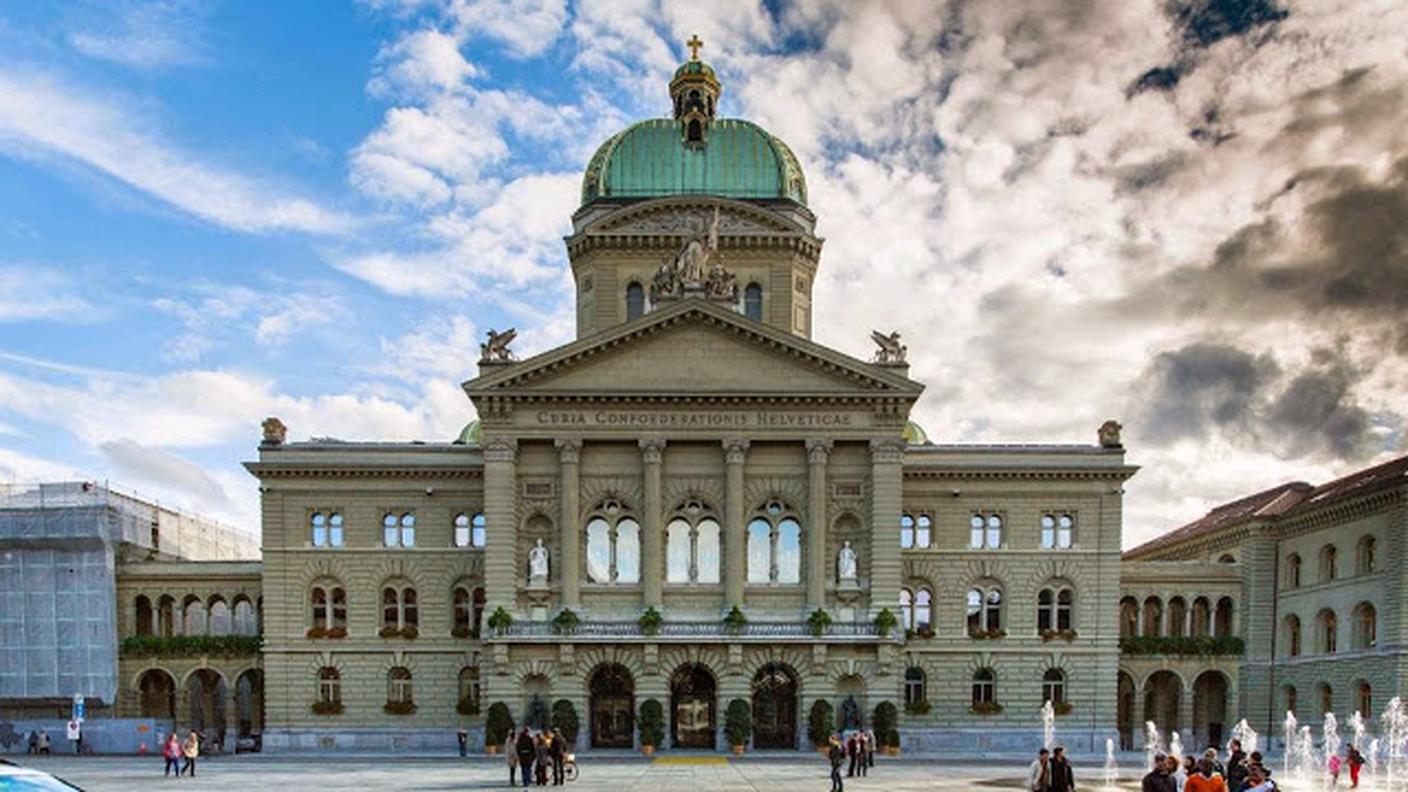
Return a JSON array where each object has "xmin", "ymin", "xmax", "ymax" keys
[
  {"xmin": 381, "ymin": 585, "xmax": 418, "ymax": 634},
  {"xmin": 666, "ymin": 500, "xmax": 721, "ymax": 584},
  {"xmin": 1119, "ymin": 597, "xmax": 1138, "ymax": 638},
  {"xmin": 388, "ymin": 667, "xmax": 414, "ymax": 706},
  {"xmin": 904, "ymin": 667, "xmax": 927, "ymax": 709},
  {"xmin": 1319, "ymin": 544, "xmax": 1338, "ymax": 583},
  {"xmin": 747, "ymin": 500, "xmax": 802, "ymax": 585},
  {"xmin": 454, "ymin": 512, "xmax": 486, "ymax": 548},
  {"xmin": 1357, "ymin": 536, "xmax": 1377, "ymax": 575},
  {"xmin": 383, "ymin": 512, "xmax": 415, "ymax": 547},
  {"xmin": 1040, "ymin": 514, "xmax": 1075, "ymax": 549},
  {"xmin": 1285, "ymin": 553, "xmax": 1302, "ymax": 588},
  {"xmin": 625, "ymin": 282, "xmax": 645, "ymax": 321},
  {"xmin": 1358, "ymin": 681, "xmax": 1372, "ymax": 718},
  {"xmin": 586, "ymin": 500, "xmax": 640, "ymax": 584},
  {"xmin": 1354, "ymin": 602, "xmax": 1377, "ymax": 650},
  {"xmin": 1037, "ymin": 586, "xmax": 1073, "ymax": 633},
  {"xmin": 452, "ymin": 585, "xmax": 483, "ymax": 638},
  {"xmin": 971, "ymin": 668, "xmax": 996, "ymax": 707},
  {"xmin": 969, "ymin": 513, "xmax": 1003, "ymax": 549},
  {"xmin": 901, "ymin": 514, "xmax": 932, "ymax": 549},
  {"xmin": 1285, "ymin": 614, "xmax": 1301, "ymax": 657},
  {"xmin": 317, "ymin": 667, "xmax": 341, "ymax": 706},
  {"xmin": 1318, "ymin": 609, "xmax": 1337, "ymax": 654},
  {"xmin": 967, "ymin": 585, "xmax": 1003, "ymax": 635},
  {"xmin": 309, "ymin": 584, "xmax": 346, "ymax": 636},
  {"xmin": 1041, "ymin": 669, "xmax": 1066, "ymax": 705},
  {"xmin": 743, "ymin": 283, "xmax": 763, "ymax": 321},
  {"xmin": 311, "ymin": 511, "xmax": 344, "ymax": 547}
]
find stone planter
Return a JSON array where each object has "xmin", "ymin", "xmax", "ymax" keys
[
  {"xmin": 642, "ymin": 745, "xmax": 655, "ymax": 757},
  {"xmin": 732, "ymin": 745, "xmax": 745, "ymax": 756}
]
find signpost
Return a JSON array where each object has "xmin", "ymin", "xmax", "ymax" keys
[{"xmin": 72, "ymin": 694, "xmax": 86, "ymax": 722}]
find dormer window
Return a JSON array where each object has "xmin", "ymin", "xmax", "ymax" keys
[{"xmin": 687, "ymin": 120, "xmax": 703, "ymax": 144}]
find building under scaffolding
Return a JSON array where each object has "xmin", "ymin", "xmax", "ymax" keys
[{"xmin": 0, "ymin": 481, "xmax": 257, "ymax": 716}]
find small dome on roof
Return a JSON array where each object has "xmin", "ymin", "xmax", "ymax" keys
[
  {"xmin": 454, "ymin": 420, "xmax": 482, "ymax": 445},
  {"xmin": 674, "ymin": 59, "xmax": 716, "ymax": 80},
  {"xmin": 903, "ymin": 420, "xmax": 929, "ymax": 445}
]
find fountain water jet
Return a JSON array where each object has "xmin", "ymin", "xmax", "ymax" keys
[
  {"xmin": 1104, "ymin": 737, "xmax": 1119, "ymax": 791},
  {"xmin": 1169, "ymin": 731, "xmax": 1183, "ymax": 763},
  {"xmin": 1284, "ymin": 711, "xmax": 1298, "ymax": 780},
  {"xmin": 1042, "ymin": 700, "xmax": 1056, "ymax": 751},
  {"xmin": 1324, "ymin": 712, "xmax": 1341, "ymax": 789},
  {"xmin": 1146, "ymin": 721, "xmax": 1162, "ymax": 770}
]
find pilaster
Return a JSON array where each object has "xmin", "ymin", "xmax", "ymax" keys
[
  {"xmin": 723, "ymin": 439, "xmax": 749, "ymax": 609},
  {"xmin": 640, "ymin": 438, "xmax": 666, "ymax": 609},
  {"xmin": 806, "ymin": 439, "xmax": 832, "ymax": 610},
  {"xmin": 483, "ymin": 437, "xmax": 519, "ymax": 614},
  {"xmin": 557, "ymin": 439, "xmax": 582, "ymax": 609},
  {"xmin": 1236, "ymin": 525, "xmax": 1278, "ymax": 736},
  {"xmin": 868, "ymin": 439, "xmax": 904, "ymax": 617}
]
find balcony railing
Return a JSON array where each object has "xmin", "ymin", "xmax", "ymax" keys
[{"xmin": 495, "ymin": 620, "xmax": 884, "ymax": 639}]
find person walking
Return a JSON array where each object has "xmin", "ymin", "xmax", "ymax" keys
[
  {"xmin": 457, "ymin": 727, "xmax": 468, "ymax": 758},
  {"xmin": 549, "ymin": 728, "xmax": 566, "ymax": 786},
  {"xmin": 515, "ymin": 727, "xmax": 536, "ymax": 787},
  {"xmin": 1186, "ymin": 758, "xmax": 1228, "ymax": 792},
  {"xmin": 26, "ymin": 730, "xmax": 37, "ymax": 755},
  {"xmin": 1328, "ymin": 752, "xmax": 1342, "ymax": 789},
  {"xmin": 180, "ymin": 730, "xmax": 200, "ymax": 777},
  {"xmin": 535, "ymin": 732, "xmax": 551, "ymax": 786},
  {"xmin": 1347, "ymin": 745, "xmax": 1364, "ymax": 788},
  {"xmin": 1028, "ymin": 747, "xmax": 1052, "ymax": 792},
  {"xmin": 162, "ymin": 732, "xmax": 182, "ymax": 777},
  {"xmin": 1049, "ymin": 746, "xmax": 1075, "ymax": 792},
  {"xmin": 1244, "ymin": 766, "xmax": 1277, "ymax": 792},
  {"xmin": 1142, "ymin": 753, "xmax": 1177, "ymax": 792},
  {"xmin": 37, "ymin": 729, "xmax": 50, "ymax": 755},
  {"xmin": 1172, "ymin": 754, "xmax": 1190, "ymax": 791},
  {"xmin": 505, "ymin": 725, "xmax": 519, "ymax": 785},
  {"xmin": 1227, "ymin": 739, "xmax": 1248, "ymax": 792},
  {"xmin": 827, "ymin": 736, "xmax": 845, "ymax": 792},
  {"xmin": 845, "ymin": 733, "xmax": 858, "ymax": 777},
  {"xmin": 865, "ymin": 728, "xmax": 876, "ymax": 769}
]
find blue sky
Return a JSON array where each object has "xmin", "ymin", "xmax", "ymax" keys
[{"xmin": 1, "ymin": 0, "xmax": 1405, "ymax": 546}]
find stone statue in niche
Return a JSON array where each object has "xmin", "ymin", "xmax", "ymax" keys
[
  {"xmin": 838, "ymin": 540, "xmax": 858, "ymax": 581},
  {"xmin": 528, "ymin": 538, "xmax": 550, "ymax": 580},
  {"xmin": 839, "ymin": 695, "xmax": 863, "ymax": 730}
]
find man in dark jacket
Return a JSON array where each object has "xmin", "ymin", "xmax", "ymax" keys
[
  {"xmin": 1143, "ymin": 753, "xmax": 1177, "ymax": 792},
  {"xmin": 1227, "ymin": 739, "xmax": 1248, "ymax": 792},
  {"xmin": 846, "ymin": 734, "xmax": 859, "ymax": 777},
  {"xmin": 515, "ymin": 727, "xmax": 536, "ymax": 787},
  {"xmin": 1049, "ymin": 746, "xmax": 1075, "ymax": 792},
  {"xmin": 828, "ymin": 736, "xmax": 846, "ymax": 792},
  {"xmin": 549, "ymin": 729, "xmax": 566, "ymax": 786}
]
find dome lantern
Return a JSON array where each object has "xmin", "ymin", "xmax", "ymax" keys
[{"xmin": 669, "ymin": 34, "xmax": 720, "ymax": 145}]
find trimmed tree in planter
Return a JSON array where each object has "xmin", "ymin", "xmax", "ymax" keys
[
  {"xmin": 638, "ymin": 606, "xmax": 663, "ymax": 636},
  {"xmin": 872, "ymin": 701, "xmax": 899, "ymax": 755},
  {"xmin": 808, "ymin": 699, "xmax": 835, "ymax": 750},
  {"xmin": 551, "ymin": 699, "xmax": 580, "ymax": 745},
  {"xmin": 485, "ymin": 702, "xmax": 513, "ymax": 752},
  {"xmin": 638, "ymin": 698, "xmax": 665, "ymax": 756},
  {"xmin": 873, "ymin": 608, "xmax": 898, "ymax": 638},
  {"xmin": 487, "ymin": 606, "xmax": 512, "ymax": 635},
  {"xmin": 724, "ymin": 699, "xmax": 752, "ymax": 754},
  {"xmin": 807, "ymin": 608, "xmax": 832, "ymax": 637}
]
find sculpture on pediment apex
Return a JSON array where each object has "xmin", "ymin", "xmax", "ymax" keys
[
  {"xmin": 480, "ymin": 328, "xmax": 517, "ymax": 362},
  {"xmin": 1098, "ymin": 419, "xmax": 1123, "ymax": 449},
  {"xmin": 678, "ymin": 205, "xmax": 720, "ymax": 283},
  {"xmin": 261, "ymin": 416, "xmax": 287, "ymax": 446},
  {"xmin": 870, "ymin": 330, "xmax": 907, "ymax": 364}
]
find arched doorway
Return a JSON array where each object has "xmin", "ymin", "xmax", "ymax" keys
[
  {"xmin": 1117, "ymin": 671, "xmax": 1135, "ymax": 749},
  {"xmin": 670, "ymin": 664, "xmax": 716, "ymax": 748},
  {"xmin": 589, "ymin": 664, "xmax": 634, "ymax": 748},
  {"xmin": 138, "ymin": 669, "xmax": 176, "ymax": 721},
  {"xmin": 1143, "ymin": 671, "xmax": 1182, "ymax": 741},
  {"xmin": 1192, "ymin": 671, "xmax": 1229, "ymax": 749},
  {"xmin": 752, "ymin": 663, "xmax": 798, "ymax": 749},
  {"xmin": 186, "ymin": 669, "xmax": 228, "ymax": 745},
  {"xmin": 235, "ymin": 670, "xmax": 263, "ymax": 737}
]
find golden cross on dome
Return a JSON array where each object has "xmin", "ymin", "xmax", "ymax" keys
[{"xmin": 686, "ymin": 34, "xmax": 703, "ymax": 61}]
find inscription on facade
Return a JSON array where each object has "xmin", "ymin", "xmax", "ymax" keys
[{"xmin": 533, "ymin": 410, "xmax": 859, "ymax": 429}]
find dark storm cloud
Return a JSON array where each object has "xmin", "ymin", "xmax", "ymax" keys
[
  {"xmin": 1134, "ymin": 342, "xmax": 1385, "ymax": 460},
  {"xmin": 1127, "ymin": 0, "xmax": 1289, "ymax": 95}
]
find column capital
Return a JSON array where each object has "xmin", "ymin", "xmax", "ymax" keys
[
  {"xmin": 638, "ymin": 437, "xmax": 667, "ymax": 464},
  {"xmin": 555, "ymin": 438, "xmax": 582, "ymax": 464},
  {"xmin": 868, "ymin": 438, "xmax": 905, "ymax": 464},
  {"xmin": 805, "ymin": 438, "xmax": 833, "ymax": 464},
  {"xmin": 483, "ymin": 437, "xmax": 519, "ymax": 463},
  {"xmin": 722, "ymin": 438, "xmax": 751, "ymax": 464}
]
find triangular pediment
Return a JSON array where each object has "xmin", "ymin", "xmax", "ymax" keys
[
  {"xmin": 464, "ymin": 299, "xmax": 922, "ymax": 402},
  {"xmin": 584, "ymin": 197, "xmax": 805, "ymax": 237}
]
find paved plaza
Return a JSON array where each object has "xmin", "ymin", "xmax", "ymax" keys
[{"xmin": 9, "ymin": 754, "xmax": 1145, "ymax": 791}]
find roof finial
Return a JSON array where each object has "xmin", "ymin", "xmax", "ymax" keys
[{"xmin": 686, "ymin": 34, "xmax": 703, "ymax": 61}]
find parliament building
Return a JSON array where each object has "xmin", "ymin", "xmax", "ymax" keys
[{"xmin": 6, "ymin": 44, "xmax": 1404, "ymax": 758}]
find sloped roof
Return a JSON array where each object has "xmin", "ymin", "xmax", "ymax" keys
[{"xmin": 1292, "ymin": 453, "xmax": 1408, "ymax": 514}]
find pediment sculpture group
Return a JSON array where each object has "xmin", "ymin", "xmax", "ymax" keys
[{"xmin": 649, "ymin": 206, "xmax": 739, "ymax": 304}]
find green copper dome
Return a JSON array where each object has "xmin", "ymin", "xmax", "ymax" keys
[
  {"xmin": 903, "ymin": 420, "xmax": 929, "ymax": 445},
  {"xmin": 581, "ymin": 118, "xmax": 808, "ymax": 206},
  {"xmin": 674, "ymin": 60, "xmax": 716, "ymax": 80},
  {"xmin": 453, "ymin": 419, "xmax": 482, "ymax": 445}
]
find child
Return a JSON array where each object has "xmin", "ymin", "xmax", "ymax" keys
[{"xmin": 1328, "ymin": 752, "xmax": 1342, "ymax": 788}]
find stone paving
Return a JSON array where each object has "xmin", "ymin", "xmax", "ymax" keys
[{"xmin": 8, "ymin": 754, "xmax": 1146, "ymax": 791}]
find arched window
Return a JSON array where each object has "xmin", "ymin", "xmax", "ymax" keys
[
  {"xmin": 904, "ymin": 667, "xmax": 926, "ymax": 707},
  {"xmin": 311, "ymin": 511, "xmax": 344, "ymax": 547},
  {"xmin": 967, "ymin": 586, "xmax": 1003, "ymax": 635},
  {"xmin": 381, "ymin": 586, "xmax": 418, "ymax": 632},
  {"xmin": 1284, "ymin": 685, "xmax": 1297, "ymax": 716},
  {"xmin": 1038, "ymin": 586, "xmax": 1074, "ymax": 633},
  {"xmin": 969, "ymin": 513, "xmax": 1003, "ymax": 549},
  {"xmin": 971, "ymin": 668, "xmax": 996, "ymax": 706},
  {"xmin": 1167, "ymin": 597, "xmax": 1187, "ymax": 637},
  {"xmin": 899, "ymin": 589, "xmax": 913, "ymax": 630},
  {"xmin": 1040, "ymin": 514, "xmax": 1075, "ymax": 549},
  {"xmin": 383, "ymin": 512, "xmax": 415, "ymax": 547},
  {"xmin": 1354, "ymin": 603, "xmax": 1377, "ymax": 650},
  {"xmin": 665, "ymin": 506, "xmax": 721, "ymax": 584},
  {"xmin": 686, "ymin": 119, "xmax": 703, "ymax": 143},
  {"xmin": 585, "ymin": 503, "xmax": 640, "ymax": 584},
  {"xmin": 388, "ymin": 667, "xmax": 413, "ymax": 705},
  {"xmin": 1285, "ymin": 615, "xmax": 1301, "ymax": 657},
  {"xmin": 900, "ymin": 515, "xmax": 914, "ymax": 549},
  {"xmin": 625, "ymin": 282, "xmax": 645, "ymax": 321},
  {"xmin": 1285, "ymin": 553, "xmax": 1301, "ymax": 588},
  {"xmin": 915, "ymin": 515, "xmax": 932, "ymax": 548},
  {"xmin": 1191, "ymin": 597, "xmax": 1211, "ymax": 636},
  {"xmin": 1318, "ymin": 683, "xmax": 1333, "ymax": 715},
  {"xmin": 317, "ymin": 667, "xmax": 340, "ymax": 705},
  {"xmin": 135, "ymin": 595, "xmax": 153, "ymax": 636},
  {"xmin": 915, "ymin": 588, "xmax": 933, "ymax": 631},
  {"xmin": 1357, "ymin": 536, "xmax": 1377, "ymax": 575},
  {"xmin": 1319, "ymin": 544, "xmax": 1338, "ymax": 583},
  {"xmin": 453, "ymin": 586, "xmax": 472, "ymax": 636},
  {"xmin": 1318, "ymin": 609, "xmax": 1337, "ymax": 654},
  {"xmin": 157, "ymin": 595, "xmax": 176, "ymax": 637},
  {"xmin": 208, "ymin": 597, "xmax": 231, "ymax": 636},
  {"xmin": 232, "ymin": 597, "xmax": 257, "ymax": 636},
  {"xmin": 1218, "ymin": 554, "xmax": 1236, "ymax": 564},
  {"xmin": 747, "ymin": 501, "xmax": 802, "ymax": 585},
  {"xmin": 182, "ymin": 596, "xmax": 207, "ymax": 636},
  {"xmin": 453, "ymin": 513, "xmax": 470, "ymax": 547},
  {"xmin": 1214, "ymin": 597, "xmax": 1234, "ymax": 638},
  {"xmin": 1358, "ymin": 681, "xmax": 1372, "ymax": 717},
  {"xmin": 1119, "ymin": 597, "xmax": 1138, "ymax": 638},
  {"xmin": 744, "ymin": 283, "xmax": 763, "ymax": 321},
  {"xmin": 1042, "ymin": 669, "xmax": 1066, "ymax": 704},
  {"xmin": 1142, "ymin": 597, "xmax": 1164, "ymax": 638},
  {"xmin": 459, "ymin": 666, "xmax": 481, "ymax": 713}
]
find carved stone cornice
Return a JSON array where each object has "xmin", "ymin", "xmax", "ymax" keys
[
  {"xmin": 639, "ymin": 437, "xmax": 667, "ymax": 464},
  {"xmin": 869, "ymin": 439, "xmax": 906, "ymax": 464},
  {"xmin": 483, "ymin": 437, "xmax": 518, "ymax": 464},
  {"xmin": 722, "ymin": 438, "xmax": 750, "ymax": 465},
  {"xmin": 555, "ymin": 438, "xmax": 582, "ymax": 465},
  {"xmin": 806, "ymin": 438, "xmax": 833, "ymax": 465},
  {"xmin": 247, "ymin": 464, "xmax": 483, "ymax": 480}
]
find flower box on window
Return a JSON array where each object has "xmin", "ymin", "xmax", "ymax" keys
[
  {"xmin": 968, "ymin": 628, "xmax": 1006, "ymax": 640},
  {"xmin": 310, "ymin": 700, "xmax": 343, "ymax": 716},
  {"xmin": 1040, "ymin": 629, "xmax": 1078, "ymax": 642},
  {"xmin": 969, "ymin": 701, "xmax": 1004, "ymax": 715},
  {"xmin": 383, "ymin": 700, "xmax": 417, "ymax": 716}
]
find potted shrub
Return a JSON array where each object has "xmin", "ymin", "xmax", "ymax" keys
[
  {"xmin": 552, "ymin": 608, "xmax": 581, "ymax": 635},
  {"xmin": 487, "ymin": 606, "xmax": 513, "ymax": 636},
  {"xmin": 808, "ymin": 699, "xmax": 835, "ymax": 752},
  {"xmin": 551, "ymin": 699, "xmax": 580, "ymax": 746},
  {"xmin": 724, "ymin": 699, "xmax": 752, "ymax": 754},
  {"xmin": 638, "ymin": 699, "xmax": 665, "ymax": 756},
  {"xmin": 638, "ymin": 606, "xmax": 663, "ymax": 637},
  {"xmin": 872, "ymin": 701, "xmax": 899, "ymax": 756},
  {"xmin": 807, "ymin": 608, "xmax": 832, "ymax": 637},
  {"xmin": 873, "ymin": 607, "xmax": 898, "ymax": 638},
  {"xmin": 723, "ymin": 606, "xmax": 748, "ymax": 634},
  {"xmin": 485, "ymin": 702, "xmax": 513, "ymax": 753}
]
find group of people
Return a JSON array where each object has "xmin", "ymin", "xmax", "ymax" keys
[
  {"xmin": 1141, "ymin": 739, "xmax": 1285, "ymax": 791},
  {"xmin": 825, "ymin": 729, "xmax": 877, "ymax": 792},
  {"xmin": 505, "ymin": 725, "xmax": 569, "ymax": 786},
  {"xmin": 1026, "ymin": 746, "xmax": 1077, "ymax": 792},
  {"xmin": 161, "ymin": 730, "xmax": 202, "ymax": 778},
  {"xmin": 24, "ymin": 729, "xmax": 51, "ymax": 754}
]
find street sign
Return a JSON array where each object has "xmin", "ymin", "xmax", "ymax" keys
[
  {"xmin": 66, "ymin": 720, "xmax": 80, "ymax": 741},
  {"xmin": 72, "ymin": 694, "xmax": 85, "ymax": 722}
]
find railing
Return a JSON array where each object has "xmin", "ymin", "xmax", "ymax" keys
[{"xmin": 497, "ymin": 620, "xmax": 882, "ymax": 639}]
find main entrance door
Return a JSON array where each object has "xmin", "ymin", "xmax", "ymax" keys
[
  {"xmin": 751, "ymin": 663, "xmax": 797, "ymax": 749},
  {"xmin": 590, "ymin": 663, "xmax": 635, "ymax": 748},
  {"xmin": 671, "ymin": 664, "xmax": 716, "ymax": 748}
]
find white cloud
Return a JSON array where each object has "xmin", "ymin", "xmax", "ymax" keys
[
  {"xmin": 68, "ymin": 1, "xmax": 207, "ymax": 69},
  {"xmin": 0, "ymin": 264, "xmax": 102, "ymax": 322},
  {"xmin": 448, "ymin": 0, "xmax": 569, "ymax": 57},
  {"xmin": 0, "ymin": 70, "xmax": 353, "ymax": 234}
]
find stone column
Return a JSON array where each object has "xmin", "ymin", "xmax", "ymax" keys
[
  {"xmin": 640, "ymin": 438, "xmax": 666, "ymax": 608},
  {"xmin": 805, "ymin": 439, "xmax": 832, "ymax": 610},
  {"xmin": 483, "ymin": 437, "xmax": 519, "ymax": 614},
  {"xmin": 868, "ymin": 439, "xmax": 905, "ymax": 617},
  {"xmin": 1237, "ymin": 525, "xmax": 1279, "ymax": 736},
  {"xmin": 556, "ymin": 439, "xmax": 582, "ymax": 609},
  {"xmin": 722, "ymin": 439, "xmax": 750, "ymax": 609}
]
